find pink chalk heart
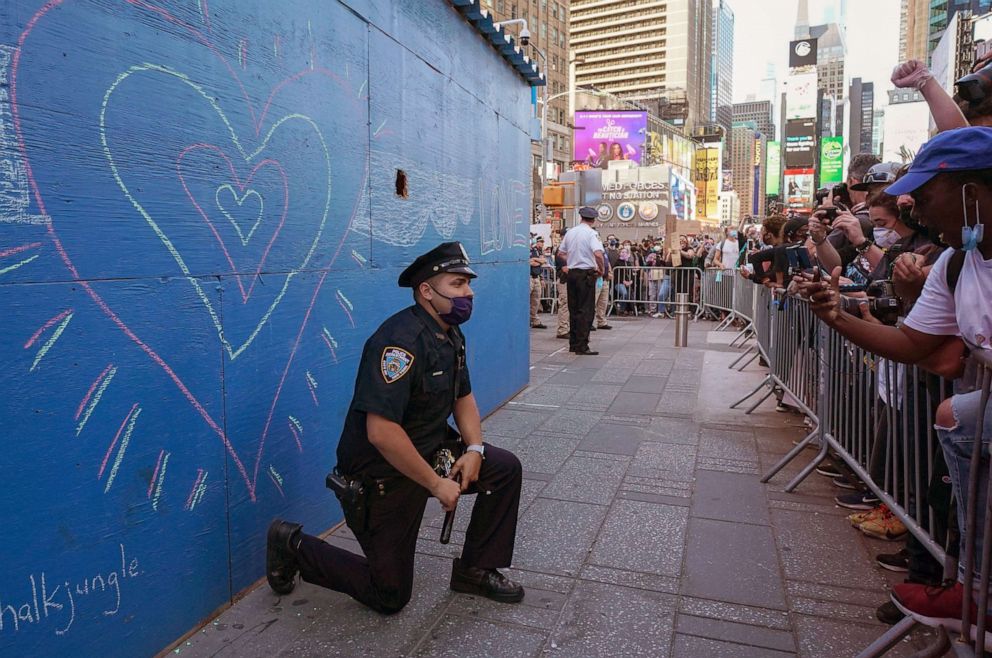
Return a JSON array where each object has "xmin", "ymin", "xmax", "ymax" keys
[
  {"xmin": 177, "ymin": 144, "xmax": 290, "ymax": 303},
  {"xmin": 11, "ymin": 0, "xmax": 373, "ymax": 501}
]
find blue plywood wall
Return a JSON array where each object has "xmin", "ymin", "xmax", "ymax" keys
[{"xmin": 0, "ymin": 1, "xmax": 532, "ymax": 655}]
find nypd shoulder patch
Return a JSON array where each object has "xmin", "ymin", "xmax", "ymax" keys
[{"xmin": 381, "ymin": 346, "xmax": 415, "ymax": 383}]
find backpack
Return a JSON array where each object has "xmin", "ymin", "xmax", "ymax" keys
[
  {"xmin": 946, "ymin": 249, "xmax": 966, "ymax": 294},
  {"xmin": 706, "ymin": 240, "xmax": 725, "ymax": 267}
]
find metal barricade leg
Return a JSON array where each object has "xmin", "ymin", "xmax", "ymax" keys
[
  {"xmin": 853, "ymin": 617, "xmax": 923, "ymax": 658},
  {"xmin": 760, "ymin": 427, "xmax": 820, "ymax": 484}
]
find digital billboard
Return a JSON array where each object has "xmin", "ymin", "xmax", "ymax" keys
[
  {"xmin": 785, "ymin": 72, "xmax": 818, "ymax": 120},
  {"xmin": 784, "ymin": 167, "xmax": 815, "ymax": 209},
  {"xmin": 692, "ymin": 147, "xmax": 720, "ymax": 219},
  {"xmin": 819, "ymin": 137, "xmax": 844, "ymax": 187},
  {"xmin": 789, "ymin": 38, "xmax": 818, "ymax": 68},
  {"xmin": 766, "ymin": 141, "xmax": 781, "ymax": 196},
  {"xmin": 573, "ymin": 111, "xmax": 648, "ymax": 167},
  {"xmin": 784, "ymin": 119, "xmax": 817, "ymax": 169}
]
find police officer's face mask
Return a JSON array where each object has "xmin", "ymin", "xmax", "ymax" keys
[{"xmin": 427, "ymin": 284, "xmax": 474, "ymax": 325}]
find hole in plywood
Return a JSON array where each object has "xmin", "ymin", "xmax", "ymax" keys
[{"xmin": 395, "ymin": 169, "xmax": 409, "ymax": 198}]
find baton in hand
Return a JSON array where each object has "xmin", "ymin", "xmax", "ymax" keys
[{"xmin": 440, "ymin": 473, "xmax": 460, "ymax": 544}]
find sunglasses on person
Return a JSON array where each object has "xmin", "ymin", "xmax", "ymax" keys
[{"xmin": 861, "ymin": 170, "xmax": 897, "ymax": 185}]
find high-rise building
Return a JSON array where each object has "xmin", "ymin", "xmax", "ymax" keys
[
  {"xmin": 730, "ymin": 126, "xmax": 767, "ymax": 220},
  {"xmin": 809, "ymin": 23, "xmax": 846, "ymax": 105},
  {"xmin": 711, "ymin": 0, "xmax": 735, "ymax": 135},
  {"xmin": 569, "ymin": 0, "xmax": 713, "ymax": 130},
  {"xmin": 928, "ymin": 0, "xmax": 992, "ymax": 56},
  {"xmin": 718, "ymin": 190, "xmax": 740, "ymax": 226},
  {"xmin": 759, "ymin": 64, "xmax": 779, "ymax": 137},
  {"xmin": 484, "ymin": 0, "xmax": 570, "ymax": 215},
  {"xmin": 732, "ymin": 100, "xmax": 776, "ymax": 141},
  {"xmin": 931, "ymin": 9, "xmax": 979, "ymax": 94},
  {"xmin": 848, "ymin": 78, "xmax": 875, "ymax": 155},
  {"xmin": 872, "ymin": 108, "xmax": 885, "ymax": 156},
  {"xmin": 794, "ymin": 1, "xmax": 846, "ymax": 139},
  {"xmin": 899, "ymin": 0, "xmax": 931, "ymax": 62}
]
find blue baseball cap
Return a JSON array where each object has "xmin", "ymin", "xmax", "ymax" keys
[{"xmin": 886, "ymin": 126, "xmax": 992, "ymax": 195}]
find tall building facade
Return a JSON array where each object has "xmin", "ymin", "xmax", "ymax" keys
[
  {"xmin": 928, "ymin": 0, "xmax": 992, "ymax": 56},
  {"xmin": 711, "ymin": 0, "xmax": 735, "ymax": 135},
  {"xmin": 732, "ymin": 100, "xmax": 775, "ymax": 141},
  {"xmin": 795, "ymin": 1, "xmax": 846, "ymax": 140},
  {"xmin": 484, "ymin": 0, "xmax": 570, "ymax": 214},
  {"xmin": 848, "ymin": 78, "xmax": 875, "ymax": 155},
  {"xmin": 569, "ymin": 0, "xmax": 713, "ymax": 130},
  {"xmin": 899, "ymin": 0, "xmax": 931, "ymax": 61}
]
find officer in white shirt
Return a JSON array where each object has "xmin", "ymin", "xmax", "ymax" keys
[
  {"xmin": 801, "ymin": 126, "xmax": 992, "ymax": 633},
  {"xmin": 557, "ymin": 207, "xmax": 606, "ymax": 354}
]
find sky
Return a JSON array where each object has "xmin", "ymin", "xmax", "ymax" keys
[{"xmin": 731, "ymin": 0, "xmax": 902, "ymax": 109}]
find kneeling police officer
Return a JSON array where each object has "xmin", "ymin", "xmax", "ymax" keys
[{"xmin": 266, "ymin": 242, "xmax": 524, "ymax": 613}]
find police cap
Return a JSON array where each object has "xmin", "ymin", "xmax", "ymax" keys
[
  {"xmin": 578, "ymin": 206, "xmax": 597, "ymax": 221},
  {"xmin": 398, "ymin": 241, "xmax": 478, "ymax": 288}
]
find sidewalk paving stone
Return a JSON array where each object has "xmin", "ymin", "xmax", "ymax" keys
[
  {"xmin": 173, "ymin": 317, "xmax": 938, "ymax": 657},
  {"xmin": 588, "ymin": 499, "xmax": 688, "ymax": 576},
  {"xmin": 682, "ymin": 517, "xmax": 788, "ymax": 610}
]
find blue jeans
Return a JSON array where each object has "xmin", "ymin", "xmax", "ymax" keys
[
  {"xmin": 936, "ymin": 389, "xmax": 992, "ymax": 586},
  {"xmin": 658, "ymin": 278, "xmax": 672, "ymax": 315},
  {"xmin": 614, "ymin": 282, "xmax": 630, "ymax": 313}
]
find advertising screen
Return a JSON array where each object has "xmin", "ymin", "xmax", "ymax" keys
[
  {"xmin": 573, "ymin": 111, "xmax": 648, "ymax": 167},
  {"xmin": 789, "ymin": 38, "xmax": 818, "ymax": 68},
  {"xmin": 785, "ymin": 72, "xmax": 818, "ymax": 120},
  {"xmin": 692, "ymin": 147, "xmax": 720, "ymax": 219},
  {"xmin": 819, "ymin": 137, "xmax": 844, "ymax": 187},
  {"xmin": 670, "ymin": 169, "xmax": 696, "ymax": 221},
  {"xmin": 784, "ymin": 168, "xmax": 815, "ymax": 209},
  {"xmin": 784, "ymin": 119, "xmax": 817, "ymax": 169},
  {"xmin": 765, "ymin": 141, "xmax": 781, "ymax": 196}
]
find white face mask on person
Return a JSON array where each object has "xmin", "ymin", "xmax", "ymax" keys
[{"xmin": 873, "ymin": 227, "xmax": 900, "ymax": 249}]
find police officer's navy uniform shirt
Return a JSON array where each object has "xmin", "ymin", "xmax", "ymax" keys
[
  {"xmin": 559, "ymin": 222, "xmax": 603, "ymax": 270},
  {"xmin": 336, "ymin": 303, "xmax": 471, "ymax": 478}
]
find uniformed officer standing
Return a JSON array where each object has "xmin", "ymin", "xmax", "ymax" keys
[
  {"xmin": 266, "ymin": 242, "xmax": 524, "ymax": 614},
  {"xmin": 557, "ymin": 207, "xmax": 606, "ymax": 355}
]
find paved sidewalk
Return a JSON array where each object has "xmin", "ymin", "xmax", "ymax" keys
[{"xmin": 174, "ymin": 315, "xmax": 935, "ymax": 657}]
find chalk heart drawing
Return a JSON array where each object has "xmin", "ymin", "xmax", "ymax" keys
[
  {"xmin": 177, "ymin": 142, "xmax": 291, "ymax": 304},
  {"xmin": 14, "ymin": 2, "xmax": 370, "ymax": 502},
  {"xmin": 216, "ymin": 185, "xmax": 264, "ymax": 247},
  {"xmin": 101, "ymin": 63, "xmax": 332, "ymax": 361}
]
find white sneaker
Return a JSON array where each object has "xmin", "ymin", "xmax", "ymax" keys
[{"xmin": 651, "ymin": 313, "xmax": 662, "ymax": 318}]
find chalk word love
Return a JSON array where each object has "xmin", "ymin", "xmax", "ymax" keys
[{"xmin": 0, "ymin": 544, "xmax": 140, "ymax": 636}]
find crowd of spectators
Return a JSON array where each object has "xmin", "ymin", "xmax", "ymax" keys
[
  {"xmin": 529, "ymin": 227, "xmax": 771, "ymax": 334},
  {"xmin": 526, "ymin": 52, "xmax": 992, "ymax": 646}
]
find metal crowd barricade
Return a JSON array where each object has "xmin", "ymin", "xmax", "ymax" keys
[
  {"xmin": 607, "ymin": 266, "xmax": 703, "ymax": 318},
  {"xmin": 855, "ymin": 348, "xmax": 992, "ymax": 657},
  {"xmin": 538, "ymin": 265, "xmax": 557, "ymax": 315},
  {"xmin": 700, "ymin": 268, "xmax": 736, "ymax": 327},
  {"xmin": 718, "ymin": 279, "xmax": 992, "ymax": 654}
]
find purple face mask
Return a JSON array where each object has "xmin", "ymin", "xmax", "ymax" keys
[{"xmin": 428, "ymin": 285, "xmax": 474, "ymax": 325}]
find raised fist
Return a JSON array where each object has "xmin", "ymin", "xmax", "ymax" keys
[{"xmin": 891, "ymin": 60, "xmax": 932, "ymax": 90}]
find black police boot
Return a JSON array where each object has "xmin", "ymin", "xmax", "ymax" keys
[
  {"xmin": 449, "ymin": 558, "xmax": 524, "ymax": 603},
  {"xmin": 266, "ymin": 519, "xmax": 302, "ymax": 595}
]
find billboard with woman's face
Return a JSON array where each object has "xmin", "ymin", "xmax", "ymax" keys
[{"xmin": 573, "ymin": 111, "xmax": 647, "ymax": 167}]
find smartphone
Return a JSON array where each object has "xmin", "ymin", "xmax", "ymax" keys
[{"xmin": 811, "ymin": 254, "xmax": 822, "ymax": 282}]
